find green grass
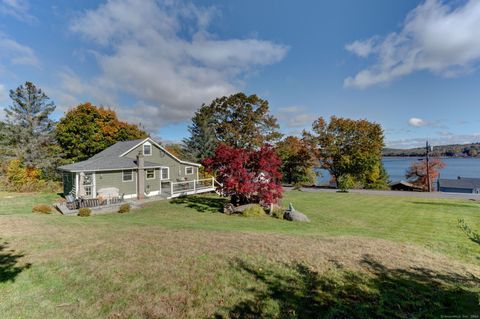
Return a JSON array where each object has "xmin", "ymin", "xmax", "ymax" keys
[
  {"xmin": 90, "ymin": 192, "xmax": 480, "ymax": 264},
  {"xmin": 0, "ymin": 192, "xmax": 59, "ymax": 215},
  {"xmin": 0, "ymin": 190, "xmax": 479, "ymax": 318}
]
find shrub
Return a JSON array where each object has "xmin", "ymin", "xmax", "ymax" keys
[
  {"xmin": 270, "ymin": 208, "xmax": 284, "ymax": 219},
  {"xmin": 32, "ymin": 204, "xmax": 52, "ymax": 214},
  {"xmin": 337, "ymin": 174, "xmax": 355, "ymax": 192},
  {"xmin": 78, "ymin": 208, "xmax": 91, "ymax": 217},
  {"xmin": 118, "ymin": 203, "xmax": 131, "ymax": 214},
  {"xmin": 458, "ymin": 218, "xmax": 480, "ymax": 244},
  {"xmin": 240, "ymin": 204, "xmax": 266, "ymax": 217},
  {"xmin": 0, "ymin": 159, "xmax": 62, "ymax": 192}
]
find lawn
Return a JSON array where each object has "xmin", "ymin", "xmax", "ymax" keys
[{"xmin": 0, "ymin": 190, "xmax": 479, "ymax": 318}]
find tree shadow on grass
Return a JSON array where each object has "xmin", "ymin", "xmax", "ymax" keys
[
  {"xmin": 215, "ymin": 255, "xmax": 480, "ymax": 319},
  {"xmin": 0, "ymin": 241, "xmax": 31, "ymax": 283},
  {"xmin": 170, "ymin": 195, "xmax": 228, "ymax": 213}
]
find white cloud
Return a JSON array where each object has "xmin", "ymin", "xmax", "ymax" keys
[
  {"xmin": 406, "ymin": 117, "xmax": 448, "ymax": 129},
  {"xmin": 50, "ymin": 68, "xmax": 118, "ymax": 114},
  {"xmin": 67, "ymin": 0, "xmax": 288, "ymax": 130},
  {"xmin": 0, "ymin": 32, "xmax": 38, "ymax": 67},
  {"xmin": 408, "ymin": 117, "xmax": 428, "ymax": 127},
  {"xmin": 0, "ymin": 0, "xmax": 35, "ymax": 22},
  {"xmin": 345, "ymin": 0, "xmax": 480, "ymax": 89},
  {"xmin": 0, "ymin": 84, "xmax": 6, "ymax": 120},
  {"xmin": 345, "ymin": 37, "xmax": 378, "ymax": 58},
  {"xmin": 0, "ymin": 83, "xmax": 7, "ymax": 103},
  {"xmin": 276, "ymin": 106, "xmax": 313, "ymax": 128}
]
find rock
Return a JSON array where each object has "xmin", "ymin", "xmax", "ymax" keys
[
  {"xmin": 284, "ymin": 202, "xmax": 310, "ymax": 222},
  {"xmin": 223, "ymin": 203, "xmax": 235, "ymax": 214},
  {"xmin": 233, "ymin": 204, "xmax": 259, "ymax": 213},
  {"xmin": 223, "ymin": 203, "xmax": 261, "ymax": 215}
]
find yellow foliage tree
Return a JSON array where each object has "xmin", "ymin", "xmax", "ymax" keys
[{"xmin": 4, "ymin": 159, "xmax": 42, "ymax": 192}]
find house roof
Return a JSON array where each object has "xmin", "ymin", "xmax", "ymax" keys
[
  {"xmin": 438, "ymin": 177, "xmax": 480, "ymax": 190},
  {"xmin": 58, "ymin": 138, "xmax": 199, "ymax": 172},
  {"xmin": 90, "ymin": 139, "xmax": 145, "ymax": 159},
  {"xmin": 389, "ymin": 180, "xmax": 422, "ymax": 188},
  {"xmin": 58, "ymin": 156, "xmax": 161, "ymax": 172},
  {"xmin": 119, "ymin": 138, "xmax": 200, "ymax": 167}
]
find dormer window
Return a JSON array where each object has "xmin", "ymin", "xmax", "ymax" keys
[{"xmin": 143, "ymin": 142, "xmax": 152, "ymax": 156}]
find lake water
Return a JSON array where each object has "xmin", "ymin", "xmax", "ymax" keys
[{"xmin": 316, "ymin": 157, "xmax": 480, "ymax": 185}]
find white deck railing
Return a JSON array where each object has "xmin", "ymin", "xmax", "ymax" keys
[{"xmin": 168, "ymin": 177, "xmax": 216, "ymax": 197}]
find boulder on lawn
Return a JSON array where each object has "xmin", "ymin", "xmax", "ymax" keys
[
  {"xmin": 284, "ymin": 203, "xmax": 309, "ymax": 222},
  {"xmin": 223, "ymin": 203, "xmax": 262, "ymax": 215},
  {"xmin": 223, "ymin": 203, "xmax": 235, "ymax": 215}
]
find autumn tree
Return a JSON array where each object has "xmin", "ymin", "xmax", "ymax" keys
[
  {"xmin": 307, "ymin": 116, "xmax": 388, "ymax": 189},
  {"xmin": 3, "ymin": 82, "xmax": 59, "ymax": 174},
  {"xmin": 165, "ymin": 144, "xmax": 187, "ymax": 160},
  {"xmin": 184, "ymin": 93, "xmax": 282, "ymax": 157},
  {"xmin": 203, "ymin": 144, "xmax": 283, "ymax": 205},
  {"xmin": 56, "ymin": 103, "xmax": 147, "ymax": 162},
  {"xmin": 276, "ymin": 136, "xmax": 317, "ymax": 185},
  {"xmin": 406, "ymin": 158, "xmax": 446, "ymax": 191}
]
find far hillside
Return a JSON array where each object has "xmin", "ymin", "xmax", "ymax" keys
[{"xmin": 383, "ymin": 143, "xmax": 480, "ymax": 157}]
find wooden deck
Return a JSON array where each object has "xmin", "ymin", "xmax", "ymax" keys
[{"xmin": 161, "ymin": 177, "xmax": 219, "ymax": 199}]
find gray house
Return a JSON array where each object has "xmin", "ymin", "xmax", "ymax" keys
[
  {"xmin": 437, "ymin": 176, "xmax": 480, "ymax": 194},
  {"xmin": 58, "ymin": 137, "xmax": 215, "ymax": 200}
]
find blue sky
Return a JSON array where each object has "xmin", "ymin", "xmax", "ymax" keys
[{"xmin": 1, "ymin": 0, "xmax": 480, "ymax": 148}]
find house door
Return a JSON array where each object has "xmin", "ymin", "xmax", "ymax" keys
[{"xmin": 159, "ymin": 167, "xmax": 170, "ymax": 195}]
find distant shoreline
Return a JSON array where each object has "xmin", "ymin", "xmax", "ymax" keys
[
  {"xmin": 382, "ymin": 155, "xmax": 480, "ymax": 159},
  {"xmin": 383, "ymin": 143, "xmax": 480, "ymax": 158}
]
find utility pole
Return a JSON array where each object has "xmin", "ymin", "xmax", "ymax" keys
[{"xmin": 426, "ymin": 141, "xmax": 431, "ymax": 192}]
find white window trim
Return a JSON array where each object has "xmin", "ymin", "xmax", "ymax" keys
[
  {"xmin": 123, "ymin": 170, "xmax": 134, "ymax": 182},
  {"xmin": 185, "ymin": 166, "xmax": 194, "ymax": 175},
  {"xmin": 146, "ymin": 169, "xmax": 155, "ymax": 180},
  {"xmin": 143, "ymin": 142, "xmax": 152, "ymax": 156},
  {"xmin": 160, "ymin": 167, "xmax": 170, "ymax": 180}
]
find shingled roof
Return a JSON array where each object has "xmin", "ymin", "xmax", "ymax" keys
[
  {"xmin": 438, "ymin": 177, "xmax": 480, "ymax": 190},
  {"xmin": 58, "ymin": 139, "xmax": 161, "ymax": 172}
]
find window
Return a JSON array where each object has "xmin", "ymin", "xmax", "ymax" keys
[
  {"xmin": 146, "ymin": 169, "xmax": 155, "ymax": 179},
  {"xmin": 123, "ymin": 170, "xmax": 133, "ymax": 182},
  {"xmin": 143, "ymin": 143, "xmax": 152, "ymax": 156},
  {"xmin": 85, "ymin": 186, "xmax": 92, "ymax": 197},
  {"xmin": 160, "ymin": 167, "xmax": 169, "ymax": 180},
  {"xmin": 185, "ymin": 166, "xmax": 194, "ymax": 175}
]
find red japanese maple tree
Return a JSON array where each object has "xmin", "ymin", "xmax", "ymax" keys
[{"xmin": 203, "ymin": 144, "xmax": 283, "ymax": 205}]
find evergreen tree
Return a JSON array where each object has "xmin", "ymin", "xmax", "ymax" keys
[
  {"xmin": 183, "ymin": 106, "xmax": 218, "ymax": 162},
  {"xmin": 3, "ymin": 82, "xmax": 58, "ymax": 171}
]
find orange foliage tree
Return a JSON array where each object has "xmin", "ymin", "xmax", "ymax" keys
[
  {"xmin": 56, "ymin": 103, "xmax": 147, "ymax": 161},
  {"xmin": 406, "ymin": 158, "xmax": 446, "ymax": 191}
]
